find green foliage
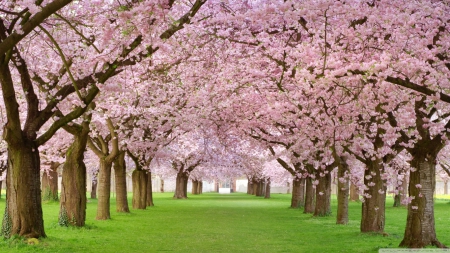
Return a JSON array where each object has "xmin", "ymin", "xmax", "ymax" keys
[
  {"xmin": 0, "ymin": 193, "xmax": 449, "ymax": 252},
  {"xmin": 58, "ymin": 207, "xmax": 69, "ymax": 227},
  {"xmin": 0, "ymin": 204, "xmax": 11, "ymax": 238}
]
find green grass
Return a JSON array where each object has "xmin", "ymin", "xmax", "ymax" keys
[{"xmin": 0, "ymin": 192, "xmax": 449, "ymax": 252}]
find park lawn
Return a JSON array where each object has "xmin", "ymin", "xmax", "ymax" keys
[{"xmin": 0, "ymin": 192, "xmax": 449, "ymax": 252}]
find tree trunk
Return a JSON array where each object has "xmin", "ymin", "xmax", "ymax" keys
[
  {"xmin": 247, "ymin": 179, "xmax": 253, "ymax": 194},
  {"xmin": 160, "ymin": 179, "xmax": 164, "ymax": 193},
  {"xmin": 146, "ymin": 172, "xmax": 154, "ymax": 206},
  {"xmin": 393, "ymin": 194, "xmax": 401, "ymax": 207},
  {"xmin": 252, "ymin": 179, "xmax": 258, "ymax": 195},
  {"xmin": 350, "ymin": 182, "xmax": 359, "ymax": 201},
  {"xmin": 314, "ymin": 172, "xmax": 332, "ymax": 217},
  {"xmin": 360, "ymin": 160, "xmax": 386, "ymax": 233},
  {"xmin": 336, "ymin": 158, "xmax": 349, "ymax": 224},
  {"xmin": 173, "ymin": 171, "xmax": 188, "ymax": 199},
  {"xmin": 304, "ymin": 177, "xmax": 315, "ymax": 214},
  {"xmin": 192, "ymin": 180, "xmax": 199, "ymax": 194},
  {"xmin": 91, "ymin": 178, "xmax": 97, "ymax": 199},
  {"xmin": 198, "ymin": 181, "xmax": 203, "ymax": 194},
  {"xmin": 291, "ymin": 177, "xmax": 305, "ymax": 208},
  {"xmin": 1, "ymin": 144, "xmax": 45, "ymax": 238},
  {"xmin": 96, "ymin": 159, "xmax": 113, "ymax": 220},
  {"xmin": 114, "ymin": 152, "xmax": 129, "ymax": 213},
  {"xmin": 264, "ymin": 178, "xmax": 271, "ymax": 199},
  {"xmin": 400, "ymin": 176, "xmax": 408, "ymax": 205},
  {"xmin": 399, "ymin": 154, "xmax": 444, "ymax": 248},
  {"xmin": 215, "ymin": 181, "xmax": 219, "ymax": 192},
  {"xmin": 132, "ymin": 169, "xmax": 147, "ymax": 209},
  {"xmin": 59, "ymin": 122, "xmax": 90, "ymax": 227},
  {"xmin": 0, "ymin": 180, "xmax": 2, "ymax": 199},
  {"xmin": 42, "ymin": 161, "xmax": 60, "ymax": 201}
]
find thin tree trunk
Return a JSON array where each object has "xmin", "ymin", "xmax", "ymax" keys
[
  {"xmin": 146, "ymin": 172, "xmax": 154, "ymax": 206},
  {"xmin": 400, "ymin": 176, "xmax": 408, "ymax": 206},
  {"xmin": 393, "ymin": 194, "xmax": 401, "ymax": 207},
  {"xmin": 42, "ymin": 161, "xmax": 60, "ymax": 201},
  {"xmin": 0, "ymin": 180, "xmax": 2, "ymax": 199},
  {"xmin": 304, "ymin": 177, "xmax": 315, "ymax": 214},
  {"xmin": 336, "ymin": 157, "xmax": 349, "ymax": 224},
  {"xmin": 247, "ymin": 179, "xmax": 253, "ymax": 194},
  {"xmin": 96, "ymin": 160, "xmax": 113, "ymax": 220},
  {"xmin": 314, "ymin": 171, "xmax": 332, "ymax": 217},
  {"xmin": 399, "ymin": 155, "xmax": 444, "ymax": 248},
  {"xmin": 264, "ymin": 178, "xmax": 271, "ymax": 199},
  {"xmin": 360, "ymin": 160, "xmax": 386, "ymax": 233},
  {"xmin": 132, "ymin": 169, "xmax": 147, "ymax": 209},
  {"xmin": 291, "ymin": 177, "xmax": 305, "ymax": 208},
  {"xmin": 114, "ymin": 152, "xmax": 129, "ymax": 213},
  {"xmin": 444, "ymin": 180, "xmax": 448, "ymax": 195},
  {"xmin": 350, "ymin": 182, "xmax": 359, "ymax": 201},
  {"xmin": 59, "ymin": 120, "xmax": 90, "ymax": 227},
  {"xmin": 91, "ymin": 178, "xmax": 97, "ymax": 199},
  {"xmin": 160, "ymin": 179, "xmax": 164, "ymax": 193},
  {"xmin": 198, "ymin": 181, "xmax": 203, "ymax": 194},
  {"xmin": 173, "ymin": 171, "xmax": 188, "ymax": 199},
  {"xmin": 1, "ymin": 144, "xmax": 45, "ymax": 238}
]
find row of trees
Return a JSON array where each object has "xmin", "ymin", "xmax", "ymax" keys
[{"xmin": 0, "ymin": 0, "xmax": 449, "ymax": 249}]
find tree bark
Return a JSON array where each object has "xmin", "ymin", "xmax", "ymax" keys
[
  {"xmin": 399, "ymin": 154, "xmax": 444, "ymax": 248},
  {"xmin": 360, "ymin": 159, "xmax": 386, "ymax": 233},
  {"xmin": 444, "ymin": 180, "xmax": 448, "ymax": 195},
  {"xmin": 291, "ymin": 177, "xmax": 305, "ymax": 208},
  {"xmin": 264, "ymin": 178, "xmax": 271, "ymax": 199},
  {"xmin": 113, "ymin": 152, "xmax": 129, "ymax": 213},
  {"xmin": 336, "ymin": 158, "xmax": 349, "ymax": 224},
  {"xmin": 198, "ymin": 181, "xmax": 203, "ymax": 194},
  {"xmin": 304, "ymin": 177, "xmax": 315, "ymax": 214},
  {"xmin": 173, "ymin": 171, "xmax": 188, "ymax": 199},
  {"xmin": 192, "ymin": 180, "xmax": 199, "ymax": 194},
  {"xmin": 314, "ymin": 172, "xmax": 332, "ymax": 217},
  {"xmin": 42, "ymin": 161, "xmax": 60, "ymax": 201},
  {"xmin": 146, "ymin": 172, "xmax": 154, "ymax": 206},
  {"xmin": 393, "ymin": 194, "xmax": 401, "ymax": 207},
  {"xmin": 59, "ymin": 119, "xmax": 90, "ymax": 227},
  {"xmin": 350, "ymin": 182, "xmax": 359, "ymax": 201},
  {"xmin": 247, "ymin": 178, "xmax": 253, "ymax": 194},
  {"xmin": 91, "ymin": 178, "xmax": 97, "ymax": 199},
  {"xmin": 132, "ymin": 169, "xmax": 147, "ymax": 209},
  {"xmin": 96, "ymin": 159, "xmax": 113, "ymax": 220},
  {"xmin": 160, "ymin": 179, "xmax": 164, "ymax": 193},
  {"xmin": 1, "ymin": 144, "xmax": 45, "ymax": 238}
]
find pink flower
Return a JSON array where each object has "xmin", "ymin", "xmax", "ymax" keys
[
  {"xmin": 415, "ymin": 184, "xmax": 422, "ymax": 189},
  {"xmin": 411, "ymin": 206, "xmax": 418, "ymax": 210}
]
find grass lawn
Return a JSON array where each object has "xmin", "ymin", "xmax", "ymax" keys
[{"xmin": 0, "ymin": 191, "xmax": 449, "ymax": 252}]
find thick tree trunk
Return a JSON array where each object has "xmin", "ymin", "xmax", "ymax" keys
[
  {"xmin": 400, "ymin": 176, "xmax": 408, "ymax": 205},
  {"xmin": 360, "ymin": 160, "xmax": 386, "ymax": 233},
  {"xmin": 399, "ymin": 155, "xmax": 444, "ymax": 248},
  {"xmin": 96, "ymin": 160, "xmax": 113, "ymax": 220},
  {"xmin": 91, "ymin": 178, "xmax": 97, "ymax": 199},
  {"xmin": 42, "ymin": 161, "xmax": 59, "ymax": 201},
  {"xmin": 350, "ymin": 182, "xmax": 359, "ymax": 201},
  {"xmin": 114, "ymin": 152, "xmax": 129, "ymax": 213},
  {"xmin": 192, "ymin": 180, "xmax": 199, "ymax": 194},
  {"xmin": 173, "ymin": 171, "xmax": 188, "ymax": 199},
  {"xmin": 291, "ymin": 177, "xmax": 305, "ymax": 208},
  {"xmin": 59, "ymin": 123, "xmax": 90, "ymax": 227},
  {"xmin": 146, "ymin": 172, "xmax": 154, "ymax": 206},
  {"xmin": 132, "ymin": 169, "xmax": 147, "ymax": 209},
  {"xmin": 314, "ymin": 172, "xmax": 332, "ymax": 217},
  {"xmin": 160, "ymin": 179, "xmax": 164, "ymax": 193},
  {"xmin": 304, "ymin": 177, "xmax": 315, "ymax": 214},
  {"xmin": 264, "ymin": 178, "xmax": 271, "ymax": 199},
  {"xmin": 336, "ymin": 158, "xmax": 349, "ymax": 224},
  {"xmin": 252, "ymin": 179, "xmax": 258, "ymax": 196},
  {"xmin": 1, "ymin": 144, "xmax": 45, "ymax": 238}
]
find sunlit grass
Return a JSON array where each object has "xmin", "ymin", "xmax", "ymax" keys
[{"xmin": 0, "ymin": 192, "xmax": 449, "ymax": 252}]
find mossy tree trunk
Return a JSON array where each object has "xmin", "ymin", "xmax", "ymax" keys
[
  {"xmin": 131, "ymin": 169, "xmax": 147, "ymax": 209},
  {"xmin": 113, "ymin": 151, "xmax": 129, "ymax": 213},
  {"xmin": 59, "ymin": 117, "xmax": 91, "ymax": 227},
  {"xmin": 42, "ymin": 161, "xmax": 60, "ymax": 201}
]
